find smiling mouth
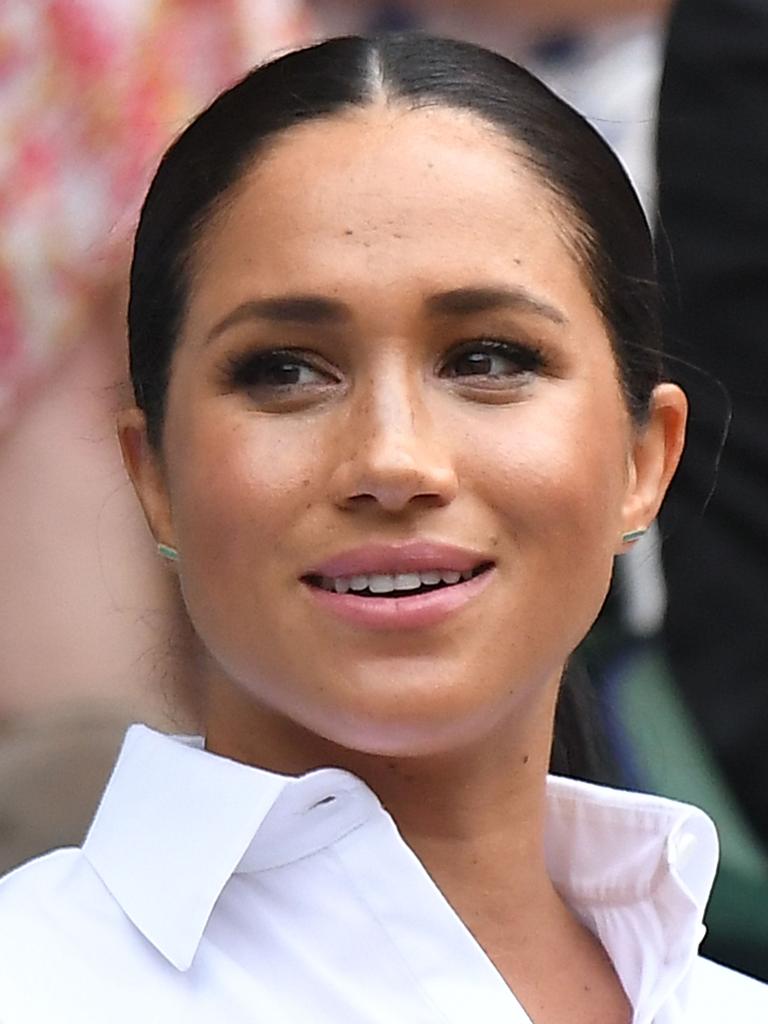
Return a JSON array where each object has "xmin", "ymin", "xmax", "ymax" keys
[{"xmin": 303, "ymin": 562, "xmax": 494, "ymax": 598}]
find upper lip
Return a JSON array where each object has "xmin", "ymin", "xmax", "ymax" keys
[{"xmin": 304, "ymin": 542, "xmax": 494, "ymax": 579}]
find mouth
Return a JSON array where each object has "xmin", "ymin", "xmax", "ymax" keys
[
  {"xmin": 302, "ymin": 562, "xmax": 494, "ymax": 598},
  {"xmin": 301, "ymin": 540, "xmax": 499, "ymax": 626},
  {"xmin": 299, "ymin": 543, "xmax": 496, "ymax": 630}
]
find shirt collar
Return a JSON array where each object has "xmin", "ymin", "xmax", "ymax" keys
[
  {"xmin": 84, "ymin": 725, "xmax": 718, "ymax": 996},
  {"xmin": 544, "ymin": 775, "xmax": 718, "ymax": 1023},
  {"xmin": 83, "ymin": 725, "xmax": 375, "ymax": 970}
]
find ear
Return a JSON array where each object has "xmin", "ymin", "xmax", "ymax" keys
[
  {"xmin": 619, "ymin": 382, "xmax": 687, "ymax": 551},
  {"xmin": 117, "ymin": 407, "xmax": 176, "ymax": 554}
]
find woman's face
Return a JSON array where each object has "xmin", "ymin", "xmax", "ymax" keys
[{"xmin": 124, "ymin": 105, "xmax": 682, "ymax": 760}]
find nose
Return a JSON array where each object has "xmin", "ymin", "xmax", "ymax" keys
[{"xmin": 329, "ymin": 372, "xmax": 459, "ymax": 515}]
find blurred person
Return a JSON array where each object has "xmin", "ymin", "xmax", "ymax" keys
[
  {"xmin": 0, "ymin": 0, "xmax": 315, "ymax": 870},
  {"xmin": 656, "ymin": 0, "xmax": 768, "ymax": 846},
  {"xmin": 1, "ymin": 32, "xmax": 766, "ymax": 1021}
]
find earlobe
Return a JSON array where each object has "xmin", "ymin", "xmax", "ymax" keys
[
  {"xmin": 619, "ymin": 383, "xmax": 687, "ymax": 550},
  {"xmin": 117, "ymin": 407, "xmax": 176, "ymax": 554}
]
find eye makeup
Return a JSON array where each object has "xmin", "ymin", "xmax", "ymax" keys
[{"xmin": 440, "ymin": 337, "xmax": 547, "ymax": 379}]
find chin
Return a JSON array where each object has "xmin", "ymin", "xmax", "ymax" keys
[{"xmin": 301, "ymin": 683, "xmax": 520, "ymax": 761}]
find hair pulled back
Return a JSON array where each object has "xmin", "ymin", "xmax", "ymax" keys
[
  {"xmin": 129, "ymin": 32, "xmax": 661, "ymax": 449},
  {"xmin": 128, "ymin": 33, "xmax": 664, "ymax": 782}
]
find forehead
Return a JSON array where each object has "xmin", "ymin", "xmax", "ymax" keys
[{"xmin": 188, "ymin": 105, "xmax": 590, "ymax": 319}]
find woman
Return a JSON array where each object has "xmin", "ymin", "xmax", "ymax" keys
[{"xmin": 0, "ymin": 33, "xmax": 765, "ymax": 1023}]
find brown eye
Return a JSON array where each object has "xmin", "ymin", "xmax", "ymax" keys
[
  {"xmin": 253, "ymin": 357, "xmax": 323, "ymax": 387},
  {"xmin": 442, "ymin": 339, "xmax": 544, "ymax": 380},
  {"xmin": 451, "ymin": 351, "xmax": 511, "ymax": 377},
  {"xmin": 227, "ymin": 350, "xmax": 337, "ymax": 392}
]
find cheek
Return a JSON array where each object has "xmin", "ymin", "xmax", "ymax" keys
[
  {"xmin": 466, "ymin": 392, "xmax": 626, "ymax": 502},
  {"xmin": 163, "ymin": 409, "xmax": 327, "ymax": 689},
  {"xmin": 469, "ymin": 411, "xmax": 627, "ymax": 658},
  {"xmin": 167, "ymin": 410, "xmax": 317, "ymax": 581},
  {"xmin": 457, "ymin": 396, "xmax": 629, "ymax": 581}
]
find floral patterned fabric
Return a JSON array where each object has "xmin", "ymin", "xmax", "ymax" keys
[{"xmin": 0, "ymin": 0, "xmax": 316, "ymax": 429}]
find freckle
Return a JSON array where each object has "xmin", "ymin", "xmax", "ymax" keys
[
  {"xmin": 301, "ymin": 478, "xmax": 310, "ymax": 488},
  {"xmin": 513, "ymin": 257, "xmax": 522, "ymax": 265},
  {"xmin": 490, "ymin": 536, "xmax": 500, "ymax": 548}
]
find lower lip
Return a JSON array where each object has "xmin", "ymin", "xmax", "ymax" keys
[{"xmin": 302, "ymin": 568, "xmax": 495, "ymax": 631}]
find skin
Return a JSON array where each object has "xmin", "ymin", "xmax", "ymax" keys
[{"xmin": 120, "ymin": 104, "xmax": 686, "ymax": 1023}]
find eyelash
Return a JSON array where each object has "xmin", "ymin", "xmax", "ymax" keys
[
  {"xmin": 224, "ymin": 348, "xmax": 336, "ymax": 392},
  {"xmin": 222, "ymin": 337, "xmax": 547, "ymax": 397},
  {"xmin": 439, "ymin": 337, "xmax": 546, "ymax": 379}
]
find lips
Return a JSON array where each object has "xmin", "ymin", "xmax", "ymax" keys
[
  {"xmin": 301, "ymin": 542, "xmax": 496, "ymax": 629},
  {"xmin": 304, "ymin": 541, "xmax": 492, "ymax": 580}
]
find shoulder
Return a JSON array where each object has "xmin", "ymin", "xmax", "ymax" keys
[
  {"xmin": 0, "ymin": 846, "xmax": 116, "ymax": 958},
  {"xmin": 0, "ymin": 846, "xmax": 88, "ymax": 917},
  {"xmin": 686, "ymin": 957, "xmax": 768, "ymax": 1019},
  {"xmin": 0, "ymin": 848, "xmax": 146, "ymax": 1020}
]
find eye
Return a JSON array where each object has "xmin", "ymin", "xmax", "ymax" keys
[
  {"xmin": 440, "ymin": 338, "xmax": 544, "ymax": 384},
  {"xmin": 225, "ymin": 349, "xmax": 338, "ymax": 393}
]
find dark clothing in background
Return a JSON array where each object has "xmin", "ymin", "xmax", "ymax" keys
[{"xmin": 657, "ymin": 0, "xmax": 768, "ymax": 844}]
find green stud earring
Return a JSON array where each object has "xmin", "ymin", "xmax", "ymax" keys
[
  {"xmin": 621, "ymin": 528, "xmax": 647, "ymax": 544},
  {"xmin": 157, "ymin": 542, "xmax": 180, "ymax": 562}
]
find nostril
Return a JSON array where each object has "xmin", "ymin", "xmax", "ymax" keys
[
  {"xmin": 330, "ymin": 446, "xmax": 459, "ymax": 513},
  {"xmin": 347, "ymin": 489, "xmax": 452, "ymax": 511}
]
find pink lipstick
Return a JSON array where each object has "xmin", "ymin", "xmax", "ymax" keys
[{"xmin": 301, "ymin": 541, "xmax": 495, "ymax": 630}]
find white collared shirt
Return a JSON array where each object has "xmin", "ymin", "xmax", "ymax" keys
[{"xmin": 0, "ymin": 725, "xmax": 766, "ymax": 1023}]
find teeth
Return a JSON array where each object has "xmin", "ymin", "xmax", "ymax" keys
[
  {"xmin": 394, "ymin": 573, "xmax": 422, "ymax": 591},
  {"xmin": 318, "ymin": 568, "xmax": 476, "ymax": 594},
  {"xmin": 368, "ymin": 574, "xmax": 394, "ymax": 594}
]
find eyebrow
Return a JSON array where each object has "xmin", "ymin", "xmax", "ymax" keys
[
  {"xmin": 424, "ymin": 286, "xmax": 568, "ymax": 324},
  {"xmin": 204, "ymin": 284, "xmax": 567, "ymax": 344},
  {"xmin": 205, "ymin": 296, "xmax": 349, "ymax": 343}
]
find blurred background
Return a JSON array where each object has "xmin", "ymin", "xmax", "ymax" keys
[{"xmin": 1, "ymin": 0, "xmax": 766, "ymax": 979}]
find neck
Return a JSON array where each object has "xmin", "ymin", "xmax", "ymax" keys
[
  {"xmin": 347, "ymin": 716, "xmax": 553, "ymax": 888},
  {"xmin": 204, "ymin": 675, "xmax": 629, "ymax": 1022},
  {"xmin": 205, "ymin": 672, "xmax": 564, "ymax": 941}
]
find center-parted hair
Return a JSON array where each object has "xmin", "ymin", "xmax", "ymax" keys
[{"xmin": 129, "ymin": 32, "xmax": 662, "ymax": 450}]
